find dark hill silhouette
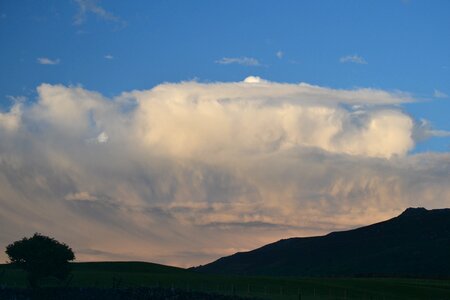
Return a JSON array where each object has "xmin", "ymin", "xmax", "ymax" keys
[{"xmin": 194, "ymin": 208, "xmax": 450, "ymax": 278}]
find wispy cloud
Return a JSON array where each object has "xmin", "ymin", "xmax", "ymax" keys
[
  {"xmin": 6, "ymin": 95, "xmax": 27, "ymax": 103},
  {"xmin": 215, "ymin": 57, "xmax": 261, "ymax": 66},
  {"xmin": 429, "ymin": 130, "xmax": 450, "ymax": 137},
  {"xmin": 104, "ymin": 54, "xmax": 114, "ymax": 60},
  {"xmin": 276, "ymin": 51, "xmax": 284, "ymax": 59},
  {"xmin": 73, "ymin": 0, "xmax": 125, "ymax": 26},
  {"xmin": 37, "ymin": 57, "xmax": 60, "ymax": 65},
  {"xmin": 65, "ymin": 192, "xmax": 98, "ymax": 202},
  {"xmin": 433, "ymin": 89, "xmax": 448, "ymax": 98},
  {"xmin": 414, "ymin": 119, "xmax": 450, "ymax": 140},
  {"xmin": 340, "ymin": 54, "xmax": 367, "ymax": 64}
]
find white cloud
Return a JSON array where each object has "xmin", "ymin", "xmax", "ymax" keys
[
  {"xmin": 276, "ymin": 51, "xmax": 284, "ymax": 59},
  {"xmin": 128, "ymin": 79, "xmax": 415, "ymax": 159},
  {"xmin": 340, "ymin": 54, "xmax": 367, "ymax": 64},
  {"xmin": 73, "ymin": 0, "xmax": 125, "ymax": 26},
  {"xmin": 104, "ymin": 54, "xmax": 114, "ymax": 60},
  {"xmin": 215, "ymin": 57, "xmax": 261, "ymax": 66},
  {"xmin": 433, "ymin": 89, "xmax": 448, "ymax": 98},
  {"xmin": 37, "ymin": 57, "xmax": 60, "ymax": 65},
  {"xmin": 0, "ymin": 78, "xmax": 448, "ymax": 267}
]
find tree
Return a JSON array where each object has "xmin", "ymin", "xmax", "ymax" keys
[{"xmin": 5, "ymin": 233, "xmax": 75, "ymax": 288}]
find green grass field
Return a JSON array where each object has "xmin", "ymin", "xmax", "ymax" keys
[{"xmin": 1, "ymin": 262, "xmax": 450, "ymax": 300}]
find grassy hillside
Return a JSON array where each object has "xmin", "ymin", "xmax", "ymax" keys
[
  {"xmin": 195, "ymin": 208, "xmax": 450, "ymax": 277},
  {"xmin": 1, "ymin": 262, "xmax": 450, "ymax": 299}
]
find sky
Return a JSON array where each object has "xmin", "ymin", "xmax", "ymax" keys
[{"xmin": 0, "ymin": 0, "xmax": 449, "ymax": 267}]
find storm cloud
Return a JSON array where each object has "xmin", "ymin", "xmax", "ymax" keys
[{"xmin": 0, "ymin": 77, "xmax": 449, "ymax": 267}]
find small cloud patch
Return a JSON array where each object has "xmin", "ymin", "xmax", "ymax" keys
[
  {"xmin": 37, "ymin": 57, "xmax": 60, "ymax": 65},
  {"xmin": 340, "ymin": 54, "xmax": 367, "ymax": 65},
  {"xmin": 73, "ymin": 0, "xmax": 125, "ymax": 27},
  {"xmin": 215, "ymin": 57, "xmax": 260, "ymax": 66},
  {"xmin": 243, "ymin": 76, "xmax": 268, "ymax": 84},
  {"xmin": 96, "ymin": 131, "xmax": 109, "ymax": 143}
]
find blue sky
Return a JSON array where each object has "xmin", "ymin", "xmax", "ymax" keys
[
  {"xmin": 1, "ymin": 1, "xmax": 450, "ymax": 265},
  {"xmin": 1, "ymin": 1, "xmax": 449, "ymax": 153}
]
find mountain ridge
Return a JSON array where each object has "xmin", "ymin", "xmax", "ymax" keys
[{"xmin": 193, "ymin": 207, "xmax": 450, "ymax": 278}]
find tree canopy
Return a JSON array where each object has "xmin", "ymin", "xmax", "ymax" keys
[{"xmin": 6, "ymin": 233, "xmax": 75, "ymax": 288}]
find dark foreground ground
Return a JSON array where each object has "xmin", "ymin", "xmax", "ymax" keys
[
  {"xmin": 0, "ymin": 287, "xmax": 260, "ymax": 300},
  {"xmin": 1, "ymin": 262, "xmax": 450, "ymax": 300}
]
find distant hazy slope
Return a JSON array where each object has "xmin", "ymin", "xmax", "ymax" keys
[{"xmin": 194, "ymin": 208, "xmax": 450, "ymax": 277}]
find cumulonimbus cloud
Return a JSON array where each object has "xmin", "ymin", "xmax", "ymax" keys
[{"xmin": 0, "ymin": 77, "xmax": 449, "ymax": 267}]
